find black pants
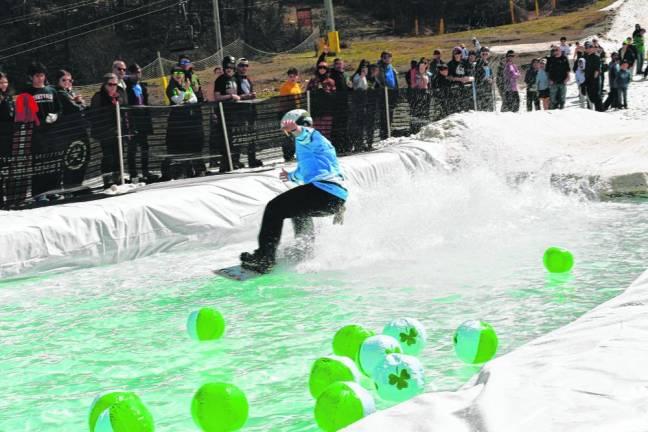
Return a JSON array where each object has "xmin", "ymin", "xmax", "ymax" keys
[
  {"xmin": 128, "ymin": 132, "xmax": 150, "ymax": 177},
  {"xmin": 502, "ymin": 91, "xmax": 520, "ymax": 112},
  {"xmin": 526, "ymin": 90, "xmax": 540, "ymax": 111},
  {"xmin": 31, "ymin": 126, "xmax": 62, "ymax": 197},
  {"xmin": 603, "ymin": 88, "xmax": 619, "ymax": 110},
  {"xmin": 586, "ymin": 80, "xmax": 604, "ymax": 112},
  {"xmin": 257, "ymin": 183, "xmax": 345, "ymax": 261}
]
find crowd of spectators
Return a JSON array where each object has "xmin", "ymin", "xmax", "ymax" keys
[{"xmin": 0, "ymin": 25, "xmax": 646, "ymax": 206}]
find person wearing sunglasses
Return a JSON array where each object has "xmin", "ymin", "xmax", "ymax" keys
[
  {"xmin": 90, "ymin": 73, "xmax": 128, "ymax": 189},
  {"xmin": 546, "ymin": 45, "xmax": 570, "ymax": 109},
  {"xmin": 178, "ymin": 55, "xmax": 204, "ymax": 103},
  {"xmin": 112, "ymin": 60, "xmax": 128, "ymax": 92},
  {"xmin": 239, "ymin": 108, "xmax": 347, "ymax": 274},
  {"xmin": 54, "ymin": 69, "xmax": 90, "ymax": 189}
]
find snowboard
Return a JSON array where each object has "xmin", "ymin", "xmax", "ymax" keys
[{"xmin": 213, "ymin": 265, "xmax": 264, "ymax": 281}]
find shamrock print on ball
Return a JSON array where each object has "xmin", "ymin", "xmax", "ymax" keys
[
  {"xmin": 373, "ymin": 354, "xmax": 426, "ymax": 402},
  {"xmin": 382, "ymin": 318, "xmax": 427, "ymax": 356}
]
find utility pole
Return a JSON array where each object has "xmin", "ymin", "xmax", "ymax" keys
[
  {"xmin": 212, "ymin": 0, "xmax": 223, "ymax": 60},
  {"xmin": 509, "ymin": 0, "xmax": 515, "ymax": 24},
  {"xmin": 324, "ymin": 0, "xmax": 335, "ymax": 32}
]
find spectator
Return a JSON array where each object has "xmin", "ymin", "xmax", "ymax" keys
[
  {"xmin": 307, "ymin": 59, "xmax": 336, "ymax": 93},
  {"xmin": 350, "ymin": 60, "xmax": 373, "ymax": 151},
  {"xmin": 537, "ymin": 58, "xmax": 551, "ymax": 110},
  {"xmin": 367, "ymin": 64, "xmax": 381, "ymax": 89},
  {"xmin": 584, "ymin": 41, "xmax": 604, "ymax": 112},
  {"xmin": 546, "ymin": 45, "xmax": 570, "ymax": 109},
  {"xmin": 212, "ymin": 56, "xmax": 245, "ymax": 172},
  {"xmin": 90, "ymin": 73, "xmax": 127, "ymax": 189},
  {"xmin": 447, "ymin": 47, "xmax": 472, "ymax": 85},
  {"xmin": 615, "ymin": 60, "xmax": 631, "ymax": 109},
  {"xmin": 178, "ymin": 55, "xmax": 204, "ymax": 102},
  {"xmin": 604, "ymin": 52, "xmax": 621, "ymax": 110},
  {"xmin": 409, "ymin": 58, "xmax": 431, "ymax": 134},
  {"xmin": 0, "ymin": 72, "xmax": 14, "ymax": 205},
  {"xmin": 460, "ymin": 43, "xmax": 469, "ymax": 60},
  {"xmin": 112, "ymin": 60, "xmax": 128, "ymax": 91},
  {"xmin": 619, "ymin": 39, "xmax": 637, "ymax": 72},
  {"xmin": 234, "ymin": 57, "xmax": 262, "ymax": 168},
  {"xmin": 405, "ymin": 59, "xmax": 418, "ymax": 88},
  {"xmin": 467, "ymin": 51, "xmax": 478, "ymax": 75},
  {"xmin": 633, "ymin": 23, "xmax": 643, "ymax": 38},
  {"xmin": 306, "ymin": 58, "xmax": 336, "ymax": 142},
  {"xmin": 559, "ymin": 37, "xmax": 571, "ymax": 59},
  {"xmin": 376, "ymin": 51, "xmax": 398, "ymax": 140},
  {"xmin": 54, "ymin": 69, "xmax": 90, "ymax": 188},
  {"xmin": 525, "ymin": 59, "xmax": 540, "ymax": 111},
  {"xmin": 163, "ymin": 66, "xmax": 205, "ymax": 179},
  {"xmin": 501, "ymin": 51, "xmax": 520, "ymax": 113},
  {"xmin": 573, "ymin": 41, "xmax": 584, "ymax": 67},
  {"xmin": 633, "ymin": 28, "xmax": 645, "ymax": 74},
  {"xmin": 213, "ymin": 66, "xmax": 223, "ymax": 81},
  {"xmin": 471, "ymin": 37, "xmax": 482, "ymax": 54},
  {"xmin": 125, "ymin": 63, "xmax": 157, "ymax": 183},
  {"xmin": 279, "ymin": 67, "xmax": 302, "ymax": 161},
  {"xmin": 474, "ymin": 47, "xmax": 494, "ymax": 111},
  {"xmin": 429, "ymin": 49, "xmax": 443, "ymax": 78},
  {"xmin": 430, "ymin": 63, "xmax": 452, "ymax": 119},
  {"xmin": 574, "ymin": 58, "xmax": 589, "ymax": 109},
  {"xmin": 25, "ymin": 62, "xmax": 63, "ymax": 201}
]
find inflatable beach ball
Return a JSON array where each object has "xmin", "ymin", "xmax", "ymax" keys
[
  {"xmin": 543, "ymin": 247, "xmax": 574, "ymax": 273},
  {"xmin": 373, "ymin": 354, "xmax": 426, "ymax": 402},
  {"xmin": 358, "ymin": 335, "xmax": 402, "ymax": 377},
  {"xmin": 453, "ymin": 320, "xmax": 498, "ymax": 364},
  {"xmin": 309, "ymin": 355, "xmax": 362, "ymax": 399},
  {"xmin": 383, "ymin": 318, "xmax": 427, "ymax": 356},
  {"xmin": 314, "ymin": 381, "xmax": 376, "ymax": 432},
  {"xmin": 187, "ymin": 307, "xmax": 226, "ymax": 341},
  {"xmin": 191, "ymin": 382, "xmax": 249, "ymax": 432},
  {"xmin": 89, "ymin": 392, "xmax": 154, "ymax": 432},
  {"xmin": 332, "ymin": 324, "xmax": 375, "ymax": 362}
]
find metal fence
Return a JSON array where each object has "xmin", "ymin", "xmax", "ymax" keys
[{"xmin": 0, "ymin": 82, "xmax": 494, "ymax": 209}]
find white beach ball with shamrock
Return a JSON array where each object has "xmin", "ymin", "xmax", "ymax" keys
[
  {"xmin": 382, "ymin": 318, "xmax": 427, "ymax": 356},
  {"xmin": 373, "ymin": 353, "xmax": 426, "ymax": 402}
]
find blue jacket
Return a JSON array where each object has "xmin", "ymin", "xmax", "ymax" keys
[
  {"xmin": 615, "ymin": 69, "xmax": 631, "ymax": 89},
  {"xmin": 287, "ymin": 127, "xmax": 348, "ymax": 201}
]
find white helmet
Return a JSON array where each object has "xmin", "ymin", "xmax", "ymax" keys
[{"xmin": 280, "ymin": 109, "xmax": 313, "ymax": 129}]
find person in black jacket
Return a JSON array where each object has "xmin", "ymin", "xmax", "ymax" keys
[
  {"xmin": 0, "ymin": 72, "xmax": 14, "ymax": 206},
  {"xmin": 430, "ymin": 63, "xmax": 452, "ymax": 120},
  {"xmin": 125, "ymin": 63, "xmax": 158, "ymax": 183},
  {"xmin": 546, "ymin": 46, "xmax": 570, "ymax": 109},
  {"xmin": 584, "ymin": 42, "xmax": 605, "ymax": 112},
  {"xmin": 54, "ymin": 69, "xmax": 90, "ymax": 189},
  {"xmin": 474, "ymin": 48, "xmax": 495, "ymax": 111},
  {"xmin": 90, "ymin": 73, "xmax": 129, "ymax": 189},
  {"xmin": 525, "ymin": 59, "xmax": 540, "ymax": 111},
  {"xmin": 25, "ymin": 62, "xmax": 63, "ymax": 201}
]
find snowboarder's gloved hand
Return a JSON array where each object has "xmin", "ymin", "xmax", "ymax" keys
[
  {"xmin": 45, "ymin": 113, "xmax": 58, "ymax": 124},
  {"xmin": 333, "ymin": 205, "xmax": 346, "ymax": 225}
]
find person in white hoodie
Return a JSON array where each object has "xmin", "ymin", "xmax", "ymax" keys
[{"xmin": 574, "ymin": 58, "xmax": 590, "ymax": 109}]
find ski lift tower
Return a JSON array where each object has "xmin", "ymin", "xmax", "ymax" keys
[{"xmin": 324, "ymin": 0, "xmax": 341, "ymax": 54}]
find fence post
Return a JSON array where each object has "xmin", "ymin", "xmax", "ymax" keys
[
  {"xmin": 218, "ymin": 102, "xmax": 234, "ymax": 172},
  {"xmin": 157, "ymin": 51, "xmax": 169, "ymax": 105},
  {"xmin": 115, "ymin": 102, "xmax": 125, "ymax": 185},
  {"xmin": 472, "ymin": 80, "xmax": 478, "ymax": 111},
  {"xmin": 384, "ymin": 86, "xmax": 391, "ymax": 139},
  {"xmin": 306, "ymin": 90, "xmax": 311, "ymax": 114}
]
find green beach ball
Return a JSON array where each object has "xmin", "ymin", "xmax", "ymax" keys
[
  {"xmin": 191, "ymin": 382, "xmax": 249, "ymax": 432},
  {"xmin": 187, "ymin": 307, "xmax": 226, "ymax": 341},
  {"xmin": 314, "ymin": 381, "xmax": 376, "ymax": 432},
  {"xmin": 373, "ymin": 354, "xmax": 426, "ymax": 402},
  {"xmin": 453, "ymin": 320, "xmax": 498, "ymax": 364},
  {"xmin": 89, "ymin": 392, "xmax": 140, "ymax": 432},
  {"xmin": 309, "ymin": 355, "xmax": 362, "ymax": 399},
  {"xmin": 382, "ymin": 318, "xmax": 427, "ymax": 356},
  {"xmin": 94, "ymin": 398, "xmax": 154, "ymax": 432},
  {"xmin": 543, "ymin": 247, "xmax": 574, "ymax": 273},
  {"xmin": 332, "ymin": 324, "xmax": 375, "ymax": 362},
  {"xmin": 358, "ymin": 335, "xmax": 402, "ymax": 377}
]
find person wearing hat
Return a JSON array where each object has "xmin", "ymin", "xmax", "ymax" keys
[
  {"xmin": 429, "ymin": 49, "xmax": 443, "ymax": 78},
  {"xmin": 212, "ymin": 56, "xmax": 245, "ymax": 172},
  {"xmin": 584, "ymin": 42, "xmax": 604, "ymax": 111},
  {"xmin": 233, "ymin": 57, "xmax": 263, "ymax": 168},
  {"xmin": 546, "ymin": 45, "xmax": 570, "ymax": 109},
  {"xmin": 501, "ymin": 50, "xmax": 520, "ymax": 112},
  {"xmin": 376, "ymin": 51, "xmax": 398, "ymax": 140},
  {"xmin": 239, "ymin": 109, "xmax": 347, "ymax": 274},
  {"xmin": 25, "ymin": 62, "xmax": 63, "ymax": 201},
  {"xmin": 178, "ymin": 55, "xmax": 204, "ymax": 102},
  {"xmin": 125, "ymin": 63, "xmax": 157, "ymax": 183},
  {"xmin": 473, "ymin": 47, "xmax": 494, "ymax": 111},
  {"xmin": 619, "ymin": 38, "xmax": 637, "ymax": 72}
]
